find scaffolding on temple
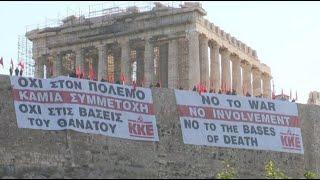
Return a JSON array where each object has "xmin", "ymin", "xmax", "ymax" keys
[
  {"xmin": 22, "ymin": 1, "xmax": 184, "ymax": 79},
  {"xmin": 17, "ymin": 35, "xmax": 34, "ymax": 77}
]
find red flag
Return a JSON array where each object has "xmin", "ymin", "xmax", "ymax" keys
[
  {"xmin": 196, "ymin": 83, "xmax": 201, "ymax": 95},
  {"xmin": 121, "ymin": 74, "xmax": 126, "ymax": 85},
  {"xmin": 76, "ymin": 65, "xmax": 81, "ymax": 78},
  {"xmin": 202, "ymin": 84, "xmax": 207, "ymax": 93},
  {"xmin": 132, "ymin": 80, "xmax": 137, "ymax": 91},
  {"xmin": 197, "ymin": 83, "xmax": 205, "ymax": 95},
  {"xmin": 18, "ymin": 60, "xmax": 24, "ymax": 70},
  {"xmin": 89, "ymin": 62, "xmax": 95, "ymax": 80},
  {"xmin": 21, "ymin": 60, "xmax": 24, "ymax": 68},
  {"xmin": 272, "ymin": 91, "xmax": 275, "ymax": 99},
  {"xmin": 0, "ymin": 57, "xmax": 3, "ymax": 66},
  {"xmin": 108, "ymin": 75, "xmax": 113, "ymax": 83},
  {"xmin": 200, "ymin": 85, "xmax": 204, "ymax": 95}
]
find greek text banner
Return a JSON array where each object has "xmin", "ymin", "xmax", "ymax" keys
[{"xmin": 11, "ymin": 76, "xmax": 159, "ymax": 141}]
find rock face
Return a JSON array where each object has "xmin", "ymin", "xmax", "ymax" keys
[
  {"xmin": 308, "ymin": 91, "xmax": 320, "ymax": 105},
  {"xmin": 0, "ymin": 75, "xmax": 318, "ymax": 178}
]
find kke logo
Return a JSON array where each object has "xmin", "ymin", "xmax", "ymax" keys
[
  {"xmin": 128, "ymin": 116, "xmax": 155, "ymax": 139},
  {"xmin": 280, "ymin": 130, "xmax": 302, "ymax": 151}
]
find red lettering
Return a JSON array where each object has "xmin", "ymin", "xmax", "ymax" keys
[
  {"xmin": 281, "ymin": 136, "xmax": 288, "ymax": 146},
  {"xmin": 128, "ymin": 120, "xmax": 154, "ymax": 138},
  {"xmin": 281, "ymin": 134, "xmax": 301, "ymax": 148},
  {"xmin": 295, "ymin": 137, "xmax": 301, "ymax": 148},
  {"xmin": 287, "ymin": 136, "xmax": 295, "ymax": 147},
  {"xmin": 146, "ymin": 124, "xmax": 154, "ymax": 136},
  {"xmin": 128, "ymin": 122, "xmax": 137, "ymax": 134},
  {"xmin": 136, "ymin": 124, "xmax": 146, "ymax": 135}
]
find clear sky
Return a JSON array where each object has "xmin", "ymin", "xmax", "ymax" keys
[{"xmin": 0, "ymin": 1, "xmax": 319, "ymax": 104}]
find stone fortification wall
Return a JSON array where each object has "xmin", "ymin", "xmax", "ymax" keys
[{"xmin": 0, "ymin": 74, "xmax": 318, "ymax": 178}]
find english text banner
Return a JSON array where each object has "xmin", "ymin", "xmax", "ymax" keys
[{"xmin": 174, "ymin": 90, "xmax": 303, "ymax": 154}]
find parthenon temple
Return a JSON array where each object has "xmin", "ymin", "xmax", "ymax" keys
[{"xmin": 26, "ymin": 2, "xmax": 272, "ymax": 98}]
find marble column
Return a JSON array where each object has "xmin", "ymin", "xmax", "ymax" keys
[
  {"xmin": 53, "ymin": 52, "xmax": 62, "ymax": 77},
  {"xmin": 34, "ymin": 58, "xmax": 39, "ymax": 78},
  {"xmin": 187, "ymin": 31, "xmax": 200, "ymax": 89},
  {"xmin": 120, "ymin": 38, "xmax": 131, "ymax": 84},
  {"xmin": 241, "ymin": 61, "xmax": 252, "ymax": 95},
  {"xmin": 262, "ymin": 73, "xmax": 272, "ymax": 98},
  {"xmin": 177, "ymin": 38, "xmax": 188, "ymax": 89},
  {"xmin": 136, "ymin": 47, "xmax": 144, "ymax": 85},
  {"xmin": 46, "ymin": 56, "xmax": 54, "ymax": 79},
  {"xmin": 159, "ymin": 43, "xmax": 168, "ymax": 88},
  {"xmin": 144, "ymin": 38, "xmax": 155, "ymax": 87},
  {"xmin": 199, "ymin": 35, "xmax": 209, "ymax": 89},
  {"xmin": 231, "ymin": 54, "xmax": 241, "ymax": 95},
  {"xmin": 210, "ymin": 42, "xmax": 220, "ymax": 92},
  {"xmin": 220, "ymin": 48, "xmax": 231, "ymax": 91},
  {"xmin": 112, "ymin": 47, "xmax": 121, "ymax": 83},
  {"xmin": 39, "ymin": 55, "xmax": 45, "ymax": 78},
  {"xmin": 98, "ymin": 44, "xmax": 107, "ymax": 81},
  {"xmin": 75, "ymin": 47, "xmax": 84, "ymax": 73},
  {"xmin": 252, "ymin": 66, "xmax": 262, "ymax": 97},
  {"xmin": 34, "ymin": 55, "xmax": 44, "ymax": 78},
  {"xmin": 168, "ymin": 39, "xmax": 179, "ymax": 89}
]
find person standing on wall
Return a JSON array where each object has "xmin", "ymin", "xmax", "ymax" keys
[
  {"xmin": 14, "ymin": 67, "xmax": 19, "ymax": 76},
  {"xmin": 9, "ymin": 66, "xmax": 13, "ymax": 76},
  {"xmin": 19, "ymin": 68, "xmax": 23, "ymax": 76},
  {"xmin": 9, "ymin": 59, "xmax": 14, "ymax": 76}
]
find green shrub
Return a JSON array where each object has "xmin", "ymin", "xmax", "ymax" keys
[
  {"xmin": 265, "ymin": 160, "xmax": 290, "ymax": 179},
  {"xmin": 304, "ymin": 171, "xmax": 317, "ymax": 179},
  {"xmin": 216, "ymin": 161, "xmax": 236, "ymax": 179}
]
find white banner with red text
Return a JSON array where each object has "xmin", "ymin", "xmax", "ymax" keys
[
  {"xmin": 174, "ymin": 90, "xmax": 303, "ymax": 154},
  {"xmin": 10, "ymin": 76, "xmax": 159, "ymax": 141}
]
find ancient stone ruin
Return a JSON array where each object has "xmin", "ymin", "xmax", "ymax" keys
[{"xmin": 26, "ymin": 2, "xmax": 272, "ymax": 97}]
